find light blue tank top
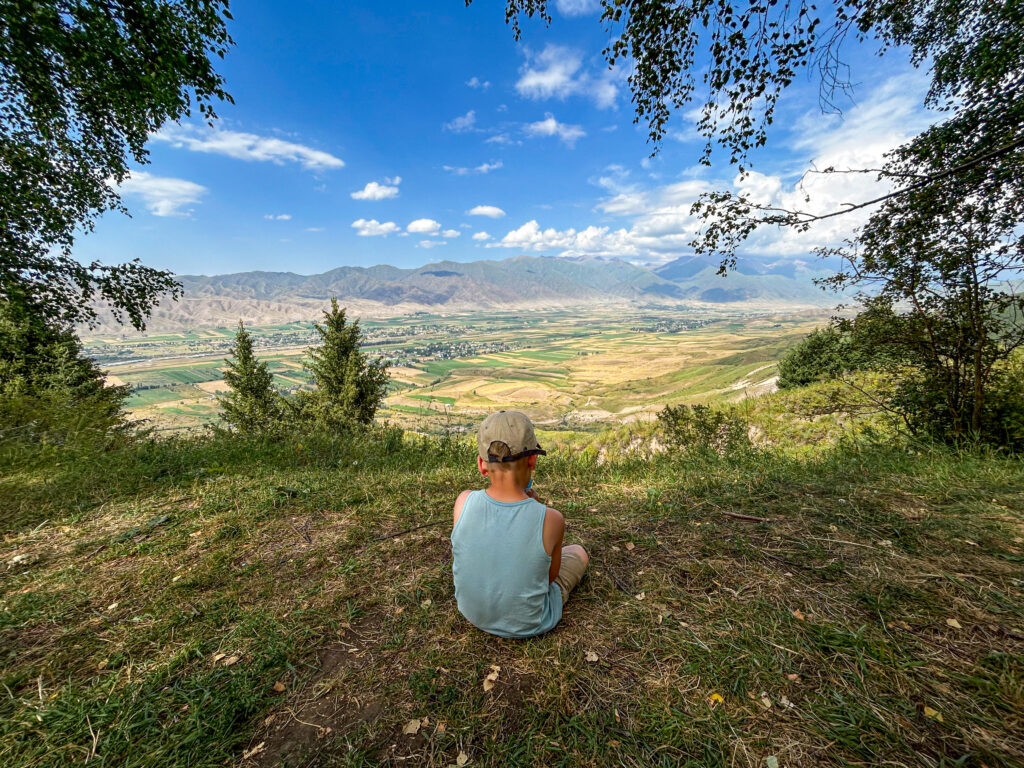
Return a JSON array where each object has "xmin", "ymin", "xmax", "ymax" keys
[{"xmin": 451, "ymin": 490, "xmax": 562, "ymax": 638}]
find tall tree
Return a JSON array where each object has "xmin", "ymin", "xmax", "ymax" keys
[
  {"xmin": 483, "ymin": 0, "xmax": 1024, "ymax": 443},
  {"xmin": 218, "ymin": 321, "xmax": 280, "ymax": 434},
  {"xmin": 1, "ymin": 0, "xmax": 234, "ymax": 330},
  {"xmin": 304, "ymin": 299, "xmax": 389, "ymax": 427},
  {"xmin": 0, "ymin": 290, "xmax": 129, "ymax": 439}
]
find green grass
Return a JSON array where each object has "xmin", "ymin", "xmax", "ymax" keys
[{"xmin": 1, "ymin": 423, "xmax": 1022, "ymax": 768}]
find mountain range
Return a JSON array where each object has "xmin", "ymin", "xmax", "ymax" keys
[{"xmin": 118, "ymin": 254, "xmax": 840, "ymax": 332}]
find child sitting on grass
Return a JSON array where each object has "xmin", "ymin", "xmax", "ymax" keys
[{"xmin": 451, "ymin": 410, "xmax": 589, "ymax": 638}]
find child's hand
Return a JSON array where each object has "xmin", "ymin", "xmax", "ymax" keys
[{"xmin": 525, "ymin": 487, "xmax": 540, "ymax": 502}]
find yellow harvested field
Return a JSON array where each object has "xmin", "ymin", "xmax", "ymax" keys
[{"xmin": 197, "ymin": 380, "xmax": 232, "ymax": 394}]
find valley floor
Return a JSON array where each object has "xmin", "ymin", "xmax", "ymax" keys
[{"xmin": 2, "ymin": 431, "xmax": 1022, "ymax": 767}]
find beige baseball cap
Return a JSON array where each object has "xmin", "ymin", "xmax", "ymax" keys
[{"xmin": 477, "ymin": 410, "xmax": 547, "ymax": 462}]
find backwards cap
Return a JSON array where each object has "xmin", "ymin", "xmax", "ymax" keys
[{"xmin": 477, "ymin": 410, "xmax": 547, "ymax": 463}]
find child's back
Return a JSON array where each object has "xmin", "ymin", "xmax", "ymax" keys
[{"xmin": 451, "ymin": 489, "xmax": 562, "ymax": 638}]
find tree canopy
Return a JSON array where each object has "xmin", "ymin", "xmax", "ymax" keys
[{"xmin": 1, "ymin": 0, "xmax": 234, "ymax": 330}]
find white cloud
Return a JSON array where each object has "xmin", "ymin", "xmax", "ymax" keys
[
  {"xmin": 485, "ymin": 133, "xmax": 520, "ymax": 146},
  {"xmin": 351, "ymin": 178, "xmax": 401, "ymax": 200},
  {"xmin": 523, "ymin": 113, "xmax": 586, "ymax": 147},
  {"xmin": 444, "ymin": 110, "xmax": 477, "ymax": 133},
  {"xmin": 418, "ymin": 239, "xmax": 447, "ymax": 249},
  {"xmin": 555, "ymin": 0, "xmax": 601, "ymax": 15},
  {"xmin": 117, "ymin": 171, "xmax": 207, "ymax": 217},
  {"xmin": 466, "ymin": 77, "xmax": 491, "ymax": 90},
  {"xmin": 443, "ymin": 160, "xmax": 503, "ymax": 176},
  {"xmin": 480, "ymin": 74, "xmax": 936, "ymax": 265},
  {"xmin": 516, "ymin": 44, "xmax": 618, "ymax": 109},
  {"xmin": 408, "ymin": 218, "xmax": 442, "ymax": 234},
  {"xmin": 305, "ymin": 227, "xmax": 325, "ymax": 232},
  {"xmin": 472, "ymin": 231, "xmax": 492, "ymax": 241},
  {"xmin": 154, "ymin": 124, "xmax": 344, "ymax": 170},
  {"xmin": 263, "ymin": 213, "xmax": 292, "ymax": 220},
  {"xmin": 467, "ymin": 205, "xmax": 506, "ymax": 218},
  {"xmin": 351, "ymin": 218, "xmax": 401, "ymax": 237},
  {"xmin": 441, "ymin": 229, "xmax": 461, "ymax": 238}
]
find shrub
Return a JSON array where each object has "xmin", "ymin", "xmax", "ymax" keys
[
  {"xmin": 658, "ymin": 403, "xmax": 750, "ymax": 456},
  {"xmin": 0, "ymin": 296, "xmax": 128, "ymax": 444}
]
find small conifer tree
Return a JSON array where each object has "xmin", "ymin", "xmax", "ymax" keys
[
  {"xmin": 304, "ymin": 299, "xmax": 389, "ymax": 426},
  {"xmin": 219, "ymin": 321, "xmax": 280, "ymax": 434}
]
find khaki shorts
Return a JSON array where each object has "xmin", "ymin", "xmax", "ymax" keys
[{"xmin": 554, "ymin": 547, "xmax": 588, "ymax": 604}]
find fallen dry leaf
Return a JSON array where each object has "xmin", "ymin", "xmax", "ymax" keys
[
  {"xmin": 483, "ymin": 665, "xmax": 500, "ymax": 692},
  {"xmin": 625, "ymin": 542, "xmax": 635, "ymax": 551},
  {"xmin": 635, "ymin": 592, "xmax": 646, "ymax": 601},
  {"xmin": 271, "ymin": 681, "xmax": 286, "ymax": 693},
  {"xmin": 403, "ymin": 719, "xmax": 421, "ymax": 735},
  {"xmin": 456, "ymin": 751, "xmax": 469, "ymax": 766},
  {"xmin": 222, "ymin": 655, "xmax": 240, "ymax": 667},
  {"xmin": 785, "ymin": 673, "xmax": 801, "ymax": 682},
  {"xmin": 946, "ymin": 618, "xmax": 962, "ymax": 630},
  {"xmin": 435, "ymin": 722, "xmax": 446, "ymax": 735},
  {"xmin": 923, "ymin": 706, "xmax": 944, "ymax": 722},
  {"xmin": 585, "ymin": 651, "xmax": 599, "ymax": 663},
  {"xmin": 420, "ymin": 598, "xmax": 432, "ymax": 609},
  {"xmin": 791, "ymin": 609, "xmax": 805, "ymax": 621},
  {"xmin": 759, "ymin": 694, "xmax": 772, "ymax": 709},
  {"xmin": 242, "ymin": 742, "xmax": 265, "ymax": 760},
  {"xmin": 212, "ymin": 653, "xmax": 226, "ymax": 663}
]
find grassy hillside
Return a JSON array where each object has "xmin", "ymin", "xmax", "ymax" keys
[{"xmin": 2, "ymin": 423, "xmax": 1022, "ymax": 767}]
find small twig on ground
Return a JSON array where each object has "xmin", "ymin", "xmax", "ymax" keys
[
  {"xmin": 86, "ymin": 544, "xmax": 107, "ymax": 559},
  {"xmin": 718, "ymin": 511, "xmax": 771, "ymax": 523},
  {"xmin": 288, "ymin": 522, "xmax": 312, "ymax": 544},
  {"xmin": 371, "ymin": 520, "xmax": 446, "ymax": 541},
  {"xmin": 154, "ymin": 496, "xmax": 190, "ymax": 509},
  {"xmin": 605, "ymin": 565, "xmax": 632, "ymax": 593}
]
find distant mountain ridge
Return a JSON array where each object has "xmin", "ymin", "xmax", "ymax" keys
[{"xmin": 119, "ymin": 254, "xmax": 839, "ymax": 332}]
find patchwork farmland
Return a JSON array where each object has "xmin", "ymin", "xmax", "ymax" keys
[{"xmin": 86, "ymin": 308, "xmax": 828, "ymax": 432}]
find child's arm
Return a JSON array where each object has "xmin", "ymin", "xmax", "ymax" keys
[
  {"xmin": 452, "ymin": 490, "xmax": 473, "ymax": 528},
  {"xmin": 542, "ymin": 507, "xmax": 565, "ymax": 584}
]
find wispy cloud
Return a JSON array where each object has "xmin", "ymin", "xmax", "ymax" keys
[
  {"xmin": 466, "ymin": 205, "xmax": 506, "ymax": 218},
  {"xmin": 441, "ymin": 229, "xmax": 461, "ymax": 238},
  {"xmin": 482, "ymin": 75, "xmax": 936, "ymax": 264},
  {"xmin": 444, "ymin": 110, "xmax": 478, "ymax": 133},
  {"xmin": 466, "ymin": 77, "xmax": 491, "ymax": 90},
  {"xmin": 117, "ymin": 171, "xmax": 207, "ymax": 217},
  {"xmin": 555, "ymin": 0, "xmax": 601, "ymax": 15},
  {"xmin": 443, "ymin": 160, "xmax": 503, "ymax": 176},
  {"xmin": 351, "ymin": 176, "xmax": 401, "ymax": 200},
  {"xmin": 418, "ymin": 239, "xmax": 447, "ymax": 249},
  {"xmin": 263, "ymin": 213, "xmax": 292, "ymax": 220},
  {"xmin": 154, "ymin": 124, "xmax": 345, "ymax": 170},
  {"xmin": 516, "ymin": 45, "xmax": 618, "ymax": 109},
  {"xmin": 351, "ymin": 218, "xmax": 401, "ymax": 236},
  {"xmin": 523, "ymin": 113, "xmax": 586, "ymax": 147}
]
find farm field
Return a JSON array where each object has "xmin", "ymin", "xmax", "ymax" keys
[{"xmin": 87, "ymin": 308, "xmax": 829, "ymax": 433}]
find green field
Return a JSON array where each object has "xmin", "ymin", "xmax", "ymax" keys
[{"xmin": 89, "ymin": 308, "xmax": 827, "ymax": 432}]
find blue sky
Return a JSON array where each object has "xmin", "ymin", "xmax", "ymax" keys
[{"xmin": 74, "ymin": 0, "xmax": 937, "ymax": 276}]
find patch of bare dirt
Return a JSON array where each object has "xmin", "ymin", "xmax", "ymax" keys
[{"xmin": 244, "ymin": 618, "xmax": 386, "ymax": 768}]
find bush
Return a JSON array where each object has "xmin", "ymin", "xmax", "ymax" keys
[
  {"xmin": 658, "ymin": 403, "xmax": 750, "ymax": 456},
  {"xmin": 777, "ymin": 326, "xmax": 853, "ymax": 389},
  {"xmin": 0, "ymin": 297, "xmax": 128, "ymax": 444}
]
